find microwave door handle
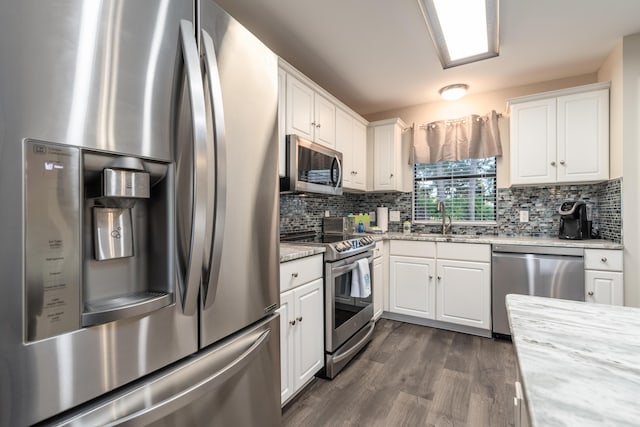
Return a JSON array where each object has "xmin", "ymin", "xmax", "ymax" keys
[
  {"xmin": 332, "ymin": 156, "xmax": 342, "ymax": 189},
  {"xmin": 200, "ymin": 29, "xmax": 227, "ymax": 309},
  {"xmin": 176, "ymin": 20, "xmax": 208, "ymax": 316}
]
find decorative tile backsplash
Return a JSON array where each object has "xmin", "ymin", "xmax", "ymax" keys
[{"xmin": 280, "ymin": 178, "xmax": 623, "ymax": 243}]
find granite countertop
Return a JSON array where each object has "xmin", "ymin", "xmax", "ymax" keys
[
  {"xmin": 280, "ymin": 243, "xmax": 325, "ymax": 263},
  {"xmin": 506, "ymin": 295, "xmax": 640, "ymax": 427},
  {"xmin": 379, "ymin": 232, "xmax": 622, "ymax": 249}
]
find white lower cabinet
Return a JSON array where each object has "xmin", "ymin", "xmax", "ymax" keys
[
  {"xmin": 585, "ymin": 270, "xmax": 623, "ymax": 305},
  {"xmin": 584, "ymin": 249, "xmax": 624, "ymax": 305},
  {"xmin": 372, "ymin": 256, "xmax": 384, "ymax": 319},
  {"xmin": 388, "ymin": 240, "xmax": 491, "ymax": 334},
  {"xmin": 279, "ymin": 258, "xmax": 324, "ymax": 406},
  {"xmin": 436, "ymin": 259, "xmax": 491, "ymax": 330},
  {"xmin": 389, "ymin": 255, "xmax": 436, "ymax": 319}
]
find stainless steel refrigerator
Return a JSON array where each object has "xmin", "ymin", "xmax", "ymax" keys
[{"xmin": 0, "ymin": 1, "xmax": 280, "ymax": 425}]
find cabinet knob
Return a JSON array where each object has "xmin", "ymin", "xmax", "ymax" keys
[
  {"xmin": 588, "ymin": 291, "xmax": 594, "ymax": 296},
  {"xmin": 297, "ymin": 316, "xmax": 303, "ymax": 322},
  {"xmin": 560, "ymin": 160, "xmax": 566, "ymax": 165},
  {"xmin": 601, "ymin": 257, "xmax": 608, "ymax": 262},
  {"xmin": 550, "ymin": 161, "xmax": 556, "ymax": 166},
  {"xmin": 311, "ymin": 121, "xmax": 316, "ymax": 127},
  {"xmin": 354, "ymin": 171, "xmax": 358, "ymax": 175},
  {"xmin": 316, "ymin": 123, "xmax": 321, "ymax": 128},
  {"xmin": 390, "ymin": 173, "xmax": 394, "ymax": 178},
  {"xmin": 289, "ymin": 319, "xmax": 296, "ymax": 325},
  {"xmin": 292, "ymin": 272, "xmax": 299, "ymax": 278},
  {"xmin": 429, "ymin": 275, "xmax": 433, "ymax": 280},
  {"xmin": 437, "ymin": 276, "xmax": 441, "ymax": 280}
]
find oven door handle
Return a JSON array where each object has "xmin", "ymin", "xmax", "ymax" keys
[
  {"xmin": 331, "ymin": 256, "xmax": 373, "ymax": 276},
  {"xmin": 331, "ymin": 321, "xmax": 375, "ymax": 364}
]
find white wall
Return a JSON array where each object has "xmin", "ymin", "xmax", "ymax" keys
[
  {"xmin": 622, "ymin": 33, "xmax": 640, "ymax": 308},
  {"xmin": 598, "ymin": 42, "xmax": 623, "ymax": 179},
  {"xmin": 364, "ymin": 74, "xmax": 598, "ymax": 188}
]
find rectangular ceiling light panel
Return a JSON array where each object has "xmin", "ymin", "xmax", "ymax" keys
[{"xmin": 418, "ymin": 0, "xmax": 499, "ymax": 69}]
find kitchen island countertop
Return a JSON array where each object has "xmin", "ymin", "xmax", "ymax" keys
[{"xmin": 506, "ymin": 294, "xmax": 640, "ymax": 427}]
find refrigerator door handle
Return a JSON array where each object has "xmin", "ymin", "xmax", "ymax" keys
[
  {"xmin": 176, "ymin": 20, "xmax": 208, "ymax": 316},
  {"xmin": 113, "ymin": 329, "xmax": 271, "ymax": 427},
  {"xmin": 51, "ymin": 326, "xmax": 273, "ymax": 427},
  {"xmin": 200, "ymin": 29, "xmax": 227, "ymax": 309}
]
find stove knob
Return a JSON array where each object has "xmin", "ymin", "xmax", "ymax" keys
[
  {"xmin": 344, "ymin": 241, "xmax": 352, "ymax": 249},
  {"xmin": 335, "ymin": 243, "xmax": 344, "ymax": 252}
]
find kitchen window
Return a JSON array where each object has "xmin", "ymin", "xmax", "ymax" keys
[{"xmin": 413, "ymin": 157, "xmax": 496, "ymax": 223}]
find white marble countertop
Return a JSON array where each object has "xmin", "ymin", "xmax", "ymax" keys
[
  {"xmin": 506, "ymin": 294, "xmax": 640, "ymax": 427},
  {"xmin": 280, "ymin": 243, "xmax": 325, "ymax": 263}
]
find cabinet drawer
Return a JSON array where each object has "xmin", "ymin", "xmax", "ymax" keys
[
  {"xmin": 437, "ymin": 242, "xmax": 491, "ymax": 262},
  {"xmin": 390, "ymin": 240, "xmax": 436, "ymax": 257},
  {"xmin": 584, "ymin": 249, "xmax": 623, "ymax": 271},
  {"xmin": 280, "ymin": 254, "xmax": 323, "ymax": 292}
]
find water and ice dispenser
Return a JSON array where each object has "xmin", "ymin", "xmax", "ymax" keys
[{"xmin": 24, "ymin": 140, "xmax": 175, "ymax": 341}]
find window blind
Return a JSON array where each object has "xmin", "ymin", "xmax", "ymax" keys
[{"xmin": 413, "ymin": 157, "xmax": 496, "ymax": 222}]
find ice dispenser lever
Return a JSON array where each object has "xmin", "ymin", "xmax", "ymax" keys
[{"xmin": 93, "ymin": 161, "xmax": 150, "ymax": 261}]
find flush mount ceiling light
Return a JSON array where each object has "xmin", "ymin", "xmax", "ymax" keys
[
  {"xmin": 417, "ymin": 0, "xmax": 499, "ymax": 69},
  {"xmin": 439, "ymin": 84, "xmax": 469, "ymax": 100}
]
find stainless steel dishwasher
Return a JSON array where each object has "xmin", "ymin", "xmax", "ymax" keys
[{"xmin": 492, "ymin": 245, "xmax": 584, "ymax": 336}]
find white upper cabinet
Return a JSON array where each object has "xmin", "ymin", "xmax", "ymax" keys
[
  {"xmin": 556, "ymin": 89, "xmax": 609, "ymax": 183},
  {"xmin": 510, "ymin": 98, "xmax": 557, "ymax": 185},
  {"xmin": 286, "ymin": 74, "xmax": 335, "ymax": 148},
  {"xmin": 336, "ymin": 107, "xmax": 367, "ymax": 191},
  {"xmin": 509, "ymin": 82, "xmax": 610, "ymax": 186},
  {"xmin": 278, "ymin": 60, "xmax": 369, "ymax": 184},
  {"xmin": 368, "ymin": 118, "xmax": 412, "ymax": 192}
]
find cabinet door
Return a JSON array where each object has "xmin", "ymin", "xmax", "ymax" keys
[
  {"xmin": 279, "ymin": 290, "xmax": 295, "ymax": 404},
  {"xmin": 436, "ymin": 259, "xmax": 491, "ymax": 330},
  {"xmin": 389, "ymin": 255, "xmax": 435, "ymax": 319},
  {"xmin": 372, "ymin": 257, "xmax": 384, "ymax": 320},
  {"xmin": 510, "ymin": 99, "xmax": 557, "ymax": 185},
  {"xmin": 314, "ymin": 93, "xmax": 336, "ymax": 148},
  {"xmin": 373, "ymin": 124, "xmax": 396, "ymax": 191},
  {"xmin": 294, "ymin": 278, "xmax": 324, "ymax": 390},
  {"xmin": 585, "ymin": 270, "xmax": 623, "ymax": 305},
  {"xmin": 352, "ymin": 121, "xmax": 367, "ymax": 189},
  {"xmin": 286, "ymin": 76, "xmax": 315, "ymax": 140},
  {"xmin": 335, "ymin": 108, "xmax": 354, "ymax": 188},
  {"xmin": 557, "ymin": 89, "xmax": 609, "ymax": 183}
]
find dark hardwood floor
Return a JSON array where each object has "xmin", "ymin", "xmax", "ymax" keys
[{"xmin": 283, "ymin": 319, "xmax": 516, "ymax": 427}]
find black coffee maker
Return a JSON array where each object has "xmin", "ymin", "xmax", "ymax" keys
[{"xmin": 558, "ymin": 200, "xmax": 591, "ymax": 240}]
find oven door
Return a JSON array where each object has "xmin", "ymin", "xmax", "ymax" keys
[{"xmin": 325, "ymin": 251, "xmax": 374, "ymax": 353}]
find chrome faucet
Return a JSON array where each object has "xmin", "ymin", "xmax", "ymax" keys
[{"xmin": 436, "ymin": 200, "xmax": 452, "ymax": 235}]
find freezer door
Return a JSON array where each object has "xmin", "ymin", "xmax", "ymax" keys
[
  {"xmin": 198, "ymin": 1, "xmax": 280, "ymax": 347},
  {"xmin": 46, "ymin": 314, "xmax": 281, "ymax": 427}
]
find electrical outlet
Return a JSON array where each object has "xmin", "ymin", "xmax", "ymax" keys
[
  {"xmin": 519, "ymin": 210, "xmax": 529, "ymax": 222},
  {"xmin": 324, "ymin": 210, "xmax": 330, "ymax": 217},
  {"xmin": 390, "ymin": 210, "xmax": 401, "ymax": 222},
  {"xmin": 369, "ymin": 211, "xmax": 376, "ymax": 222}
]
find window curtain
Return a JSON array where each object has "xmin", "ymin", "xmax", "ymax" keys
[{"xmin": 410, "ymin": 110, "xmax": 503, "ymax": 164}]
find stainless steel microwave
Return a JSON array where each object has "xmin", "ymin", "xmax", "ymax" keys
[{"xmin": 280, "ymin": 134, "xmax": 343, "ymax": 195}]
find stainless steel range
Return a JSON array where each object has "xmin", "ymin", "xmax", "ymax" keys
[{"xmin": 281, "ymin": 230, "xmax": 376, "ymax": 378}]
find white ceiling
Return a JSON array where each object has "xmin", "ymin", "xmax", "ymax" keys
[{"xmin": 215, "ymin": 0, "xmax": 640, "ymax": 116}]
